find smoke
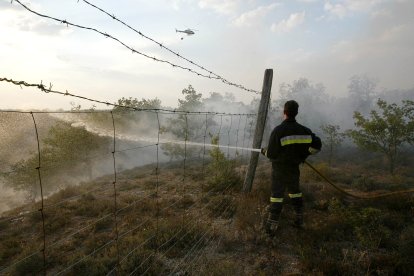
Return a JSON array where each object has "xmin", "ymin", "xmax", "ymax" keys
[
  {"xmin": 0, "ymin": 181, "xmax": 27, "ymax": 213},
  {"xmin": 1, "ymin": 76, "xmax": 413, "ymax": 213}
]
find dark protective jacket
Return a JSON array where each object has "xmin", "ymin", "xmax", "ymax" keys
[{"xmin": 265, "ymin": 118, "xmax": 322, "ymax": 164}]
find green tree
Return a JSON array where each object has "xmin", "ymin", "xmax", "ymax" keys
[
  {"xmin": 162, "ymin": 85, "xmax": 210, "ymax": 160},
  {"xmin": 321, "ymin": 124, "xmax": 344, "ymax": 166},
  {"xmin": 113, "ymin": 97, "xmax": 161, "ymax": 112},
  {"xmin": 112, "ymin": 97, "xmax": 161, "ymax": 131},
  {"xmin": 5, "ymin": 121, "xmax": 111, "ymax": 198},
  {"xmin": 205, "ymin": 135, "xmax": 241, "ymax": 192},
  {"xmin": 348, "ymin": 99, "xmax": 414, "ymax": 174}
]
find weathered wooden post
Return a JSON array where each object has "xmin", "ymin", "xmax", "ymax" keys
[{"xmin": 242, "ymin": 69, "xmax": 273, "ymax": 192}]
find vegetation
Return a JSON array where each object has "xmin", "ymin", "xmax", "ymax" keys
[
  {"xmin": 348, "ymin": 99, "xmax": 414, "ymax": 174},
  {"xmin": 1, "ymin": 151, "xmax": 413, "ymax": 275},
  {"xmin": 348, "ymin": 74, "xmax": 378, "ymax": 114},
  {"xmin": 1, "ymin": 82, "xmax": 414, "ymax": 275},
  {"xmin": 204, "ymin": 135, "xmax": 242, "ymax": 193},
  {"xmin": 320, "ymin": 123, "xmax": 345, "ymax": 166},
  {"xmin": 161, "ymin": 85, "xmax": 211, "ymax": 160},
  {"xmin": 4, "ymin": 121, "xmax": 111, "ymax": 198}
]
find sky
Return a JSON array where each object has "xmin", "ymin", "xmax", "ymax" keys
[{"xmin": 0, "ymin": 0, "xmax": 413, "ymax": 110}]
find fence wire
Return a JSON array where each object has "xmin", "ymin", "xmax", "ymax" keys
[
  {"xmin": 0, "ymin": 77, "xmax": 256, "ymax": 117},
  {"xmin": 77, "ymin": 0, "xmax": 260, "ymax": 94},
  {"xmin": 0, "ymin": 110, "xmax": 252, "ymax": 275},
  {"xmin": 9, "ymin": 0, "xmax": 259, "ymax": 94}
]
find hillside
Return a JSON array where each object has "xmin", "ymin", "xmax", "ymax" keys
[{"xmin": 0, "ymin": 159, "xmax": 413, "ymax": 275}]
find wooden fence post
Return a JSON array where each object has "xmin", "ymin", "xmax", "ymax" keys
[{"xmin": 242, "ymin": 69, "xmax": 273, "ymax": 192}]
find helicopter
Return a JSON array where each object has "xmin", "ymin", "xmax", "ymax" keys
[{"xmin": 175, "ymin": 28, "xmax": 197, "ymax": 35}]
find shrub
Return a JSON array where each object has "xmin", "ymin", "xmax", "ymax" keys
[
  {"xmin": 352, "ymin": 208, "xmax": 392, "ymax": 249},
  {"xmin": 330, "ymin": 202, "xmax": 392, "ymax": 249},
  {"xmin": 204, "ymin": 136, "xmax": 242, "ymax": 193}
]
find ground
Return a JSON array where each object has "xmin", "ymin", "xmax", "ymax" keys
[{"xmin": 0, "ymin": 159, "xmax": 413, "ymax": 275}]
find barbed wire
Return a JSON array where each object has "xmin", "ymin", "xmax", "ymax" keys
[
  {"xmin": 0, "ymin": 109, "xmax": 252, "ymax": 274},
  {"xmin": 0, "ymin": 77, "xmax": 257, "ymax": 116},
  {"xmin": 10, "ymin": 0, "xmax": 260, "ymax": 94},
  {"xmin": 0, "ymin": 112, "xmax": 251, "ymax": 226},
  {"xmin": 77, "ymin": 0, "xmax": 260, "ymax": 94}
]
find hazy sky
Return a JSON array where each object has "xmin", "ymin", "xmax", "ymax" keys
[{"xmin": 1, "ymin": 0, "xmax": 413, "ymax": 110}]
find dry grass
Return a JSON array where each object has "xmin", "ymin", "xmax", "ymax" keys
[{"xmin": 1, "ymin": 159, "xmax": 413, "ymax": 275}]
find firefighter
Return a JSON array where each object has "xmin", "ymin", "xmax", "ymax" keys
[{"xmin": 261, "ymin": 100, "xmax": 321, "ymax": 236}]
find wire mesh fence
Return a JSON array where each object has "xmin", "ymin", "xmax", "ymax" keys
[{"xmin": 0, "ymin": 109, "xmax": 256, "ymax": 275}]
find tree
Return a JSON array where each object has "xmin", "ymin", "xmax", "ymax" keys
[
  {"xmin": 162, "ymin": 85, "xmax": 210, "ymax": 160},
  {"xmin": 320, "ymin": 124, "xmax": 344, "ymax": 166},
  {"xmin": 348, "ymin": 99, "xmax": 414, "ymax": 174},
  {"xmin": 348, "ymin": 74, "xmax": 378, "ymax": 114},
  {"xmin": 277, "ymin": 78, "xmax": 329, "ymax": 129},
  {"xmin": 112, "ymin": 97, "xmax": 162, "ymax": 131},
  {"xmin": 5, "ymin": 121, "xmax": 111, "ymax": 198}
]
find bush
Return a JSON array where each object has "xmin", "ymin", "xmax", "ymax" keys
[
  {"xmin": 204, "ymin": 136, "xmax": 242, "ymax": 193},
  {"xmin": 352, "ymin": 208, "xmax": 392, "ymax": 249}
]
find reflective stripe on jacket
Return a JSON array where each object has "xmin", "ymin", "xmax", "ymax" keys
[{"xmin": 266, "ymin": 118, "xmax": 321, "ymax": 164}]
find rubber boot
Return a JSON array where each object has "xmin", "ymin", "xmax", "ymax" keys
[
  {"xmin": 264, "ymin": 203, "xmax": 282, "ymax": 237},
  {"xmin": 292, "ymin": 197, "xmax": 304, "ymax": 228}
]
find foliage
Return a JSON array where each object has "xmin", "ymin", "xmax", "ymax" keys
[
  {"xmin": 161, "ymin": 85, "xmax": 213, "ymax": 160},
  {"xmin": 204, "ymin": 136, "xmax": 241, "ymax": 193},
  {"xmin": 112, "ymin": 97, "xmax": 161, "ymax": 132},
  {"xmin": 320, "ymin": 124, "xmax": 344, "ymax": 166},
  {"xmin": 5, "ymin": 121, "xmax": 111, "ymax": 196},
  {"xmin": 114, "ymin": 97, "xmax": 161, "ymax": 111},
  {"xmin": 348, "ymin": 99, "xmax": 414, "ymax": 174},
  {"xmin": 276, "ymin": 78, "xmax": 330, "ymax": 129}
]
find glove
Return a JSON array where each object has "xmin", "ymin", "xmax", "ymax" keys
[
  {"xmin": 308, "ymin": 147, "xmax": 320, "ymax": 155},
  {"xmin": 261, "ymin": 148, "xmax": 267, "ymax": 156}
]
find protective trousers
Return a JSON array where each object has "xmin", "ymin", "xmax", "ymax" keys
[{"xmin": 269, "ymin": 162, "xmax": 303, "ymax": 221}]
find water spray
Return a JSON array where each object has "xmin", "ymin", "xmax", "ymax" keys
[{"xmin": 70, "ymin": 121, "xmax": 262, "ymax": 153}]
